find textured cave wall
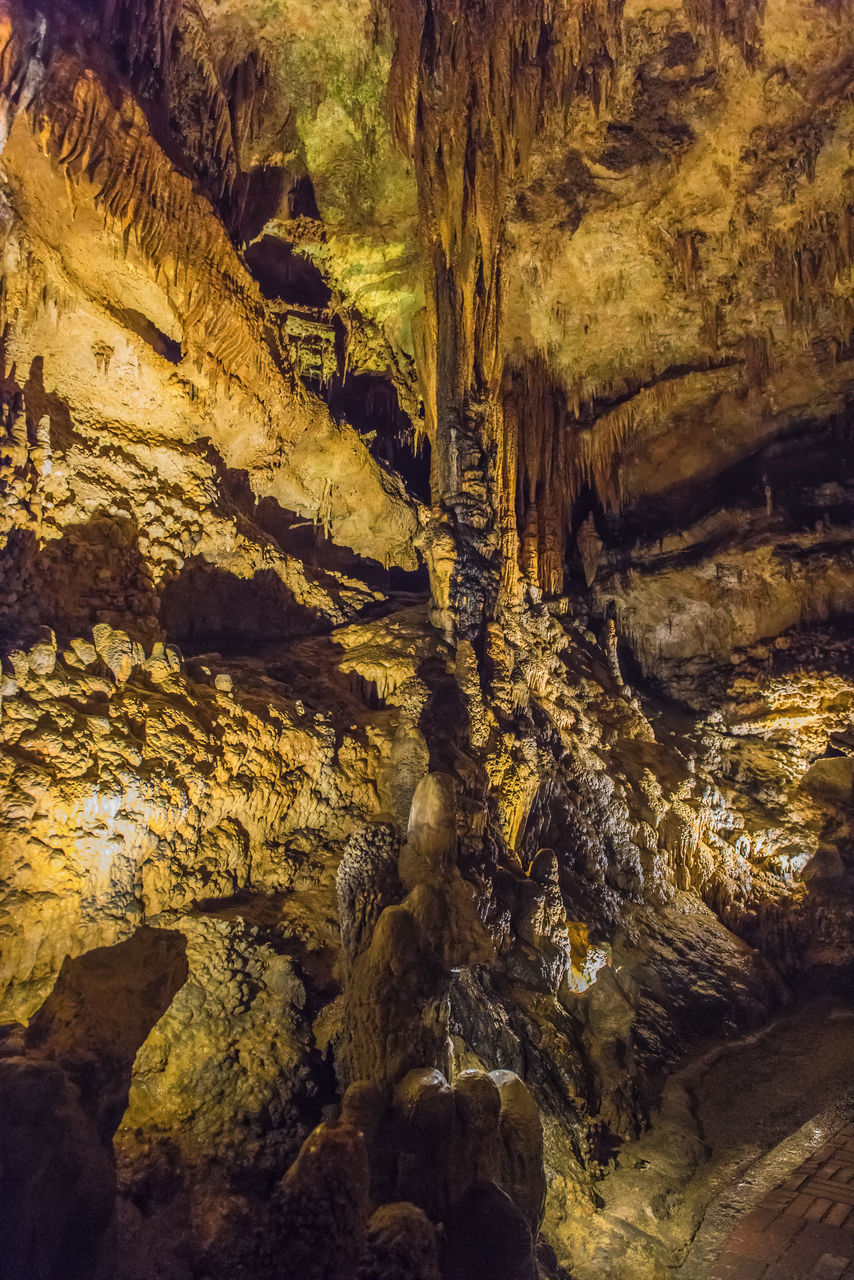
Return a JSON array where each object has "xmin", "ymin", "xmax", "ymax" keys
[
  {"xmin": 0, "ymin": 0, "xmax": 420, "ymax": 586},
  {"xmin": 0, "ymin": 2, "xmax": 853, "ymax": 1280}
]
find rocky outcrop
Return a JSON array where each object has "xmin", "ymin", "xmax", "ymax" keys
[{"xmin": 0, "ymin": 927, "xmax": 188, "ymax": 1280}]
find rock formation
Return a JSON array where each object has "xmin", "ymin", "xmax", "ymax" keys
[{"xmin": 0, "ymin": 0, "xmax": 853, "ymax": 1277}]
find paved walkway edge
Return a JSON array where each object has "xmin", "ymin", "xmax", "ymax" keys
[{"xmin": 677, "ymin": 1099, "xmax": 854, "ymax": 1279}]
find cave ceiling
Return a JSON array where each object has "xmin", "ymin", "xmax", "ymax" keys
[
  {"xmin": 197, "ymin": 0, "xmax": 854, "ymax": 517},
  {"xmin": 2, "ymin": 0, "xmax": 853, "ymax": 577}
]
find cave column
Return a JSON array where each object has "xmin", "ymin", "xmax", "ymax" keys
[{"xmin": 390, "ymin": 3, "xmax": 536, "ymax": 648}]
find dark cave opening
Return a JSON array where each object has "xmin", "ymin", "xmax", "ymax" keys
[
  {"xmin": 285, "ymin": 174, "xmax": 322, "ymax": 220},
  {"xmin": 323, "ymin": 372, "xmax": 431, "ymax": 504},
  {"xmin": 244, "ymin": 235, "xmax": 331, "ymax": 308},
  {"xmin": 388, "ymin": 562, "xmax": 430, "ymax": 593},
  {"xmin": 159, "ymin": 561, "xmax": 330, "ymax": 653},
  {"xmin": 599, "ymin": 403, "xmax": 854, "ymax": 554},
  {"xmin": 231, "ymin": 166, "xmax": 292, "ymax": 245}
]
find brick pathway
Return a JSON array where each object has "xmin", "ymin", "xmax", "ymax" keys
[{"xmin": 708, "ymin": 1123, "xmax": 854, "ymax": 1279}]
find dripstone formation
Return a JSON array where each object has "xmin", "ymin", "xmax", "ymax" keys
[{"xmin": 0, "ymin": 1, "xmax": 853, "ymax": 1278}]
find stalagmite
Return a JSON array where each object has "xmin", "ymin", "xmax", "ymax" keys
[{"xmin": 400, "ymin": 771, "xmax": 457, "ymax": 887}]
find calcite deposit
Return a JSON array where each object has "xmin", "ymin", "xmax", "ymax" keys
[{"xmin": 0, "ymin": 1, "xmax": 853, "ymax": 1278}]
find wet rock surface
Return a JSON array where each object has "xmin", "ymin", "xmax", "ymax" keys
[{"xmin": 560, "ymin": 996, "xmax": 854, "ymax": 1280}]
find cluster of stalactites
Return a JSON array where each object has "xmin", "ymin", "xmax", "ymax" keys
[
  {"xmin": 683, "ymin": 0, "xmax": 767, "ymax": 67},
  {"xmin": 0, "ymin": 5, "xmax": 42, "ymax": 150},
  {"xmin": 99, "ymin": 0, "xmax": 271, "ymax": 221},
  {"xmin": 32, "ymin": 50, "xmax": 266, "ymax": 382},
  {"xmin": 0, "ymin": 0, "xmax": 272, "ymax": 252},
  {"xmin": 502, "ymin": 357, "xmax": 568, "ymax": 597},
  {"xmin": 384, "ymin": 0, "xmax": 625, "ymax": 445},
  {"xmin": 504, "ymin": 356, "xmax": 689, "ymax": 596},
  {"xmin": 0, "ymin": 0, "xmax": 288, "ymax": 410},
  {"xmin": 769, "ymin": 204, "xmax": 854, "ymax": 336}
]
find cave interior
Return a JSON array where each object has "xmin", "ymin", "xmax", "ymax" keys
[{"xmin": 1, "ymin": 1, "xmax": 854, "ymax": 1278}]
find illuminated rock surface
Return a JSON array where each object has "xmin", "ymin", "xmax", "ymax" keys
[{"xmin": 0, "ymin": 1, "xmax": 852, "ymax": 1277}]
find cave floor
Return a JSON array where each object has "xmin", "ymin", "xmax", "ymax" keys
[
  {"xmin": 571, "ymin": 997, "xmax": 854, "ymax": 1280},
  {"xmin": 704, "ymin": 1122, "xmax": 854, "ymax": 1280},
  {"xmin": 673, "ymin": 998, "xmax": 854, "ymax": 1280}
]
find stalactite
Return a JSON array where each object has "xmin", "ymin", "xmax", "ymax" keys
[
  {"xmin": 222, "ymin": 46, "xmax": 271, "ymax": 165},
  {"xmin": 700, "ymin": 294, "xmax": 722, "ymax": 352},
  {"xmin": 743, "ymin": 331, "xmax": 775, "ymax": 389},
  {"xmin": 505, "ymin": 356, "xmax": 738, "ymax": 594},
  {"xmin": 22, "ymin": 42, "xmax": 272, "ymax": 395},
  {"xmin": 383, "ymin": 0, "xmax": 625, "ymax": 500},
  {"xmin": 496, "ymin": 396, "xmax": 521, "ymax": 599},
  {"xmin": 669, "ymin": 228, "xmax": 704, "ymax": 295},
  {"xmin": 684, "ymin": 0, "xmax": 767, "ymax": 67}
]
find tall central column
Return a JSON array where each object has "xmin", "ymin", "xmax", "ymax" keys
[{"xmin": 388, "ymin": 0, "xmax": 625, "ymax": 640}]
